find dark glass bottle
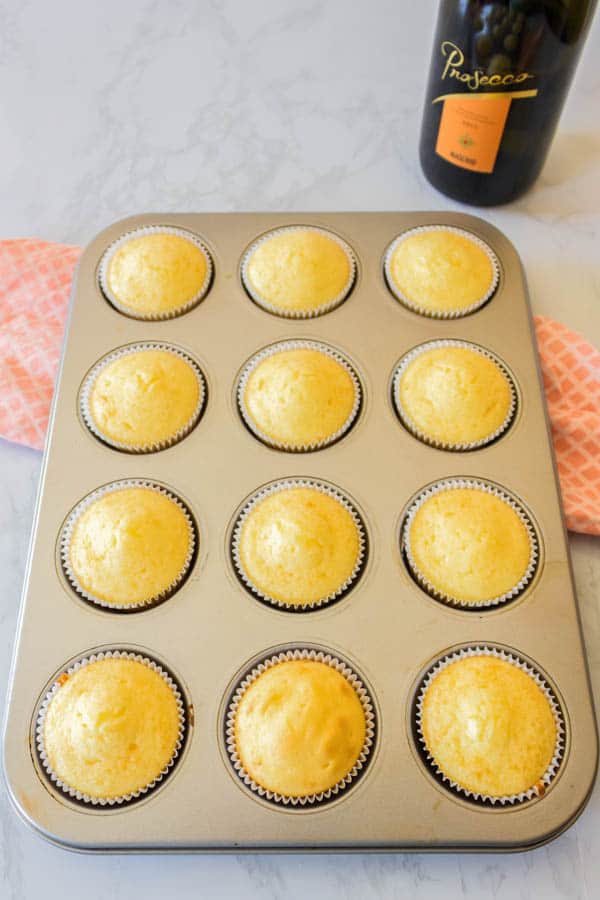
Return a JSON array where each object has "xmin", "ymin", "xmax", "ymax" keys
[{"xmin": 419, "ymin": 1, "xmax": 597, "ymax": 205}]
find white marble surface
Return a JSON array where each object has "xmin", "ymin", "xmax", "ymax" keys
[{"xmin": 1, "ymin": 0, "xmax": 599, "ymax": 897}]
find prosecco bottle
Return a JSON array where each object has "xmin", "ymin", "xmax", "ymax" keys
[{"xmin": 419, "ymin": 1, "xmax": 597, "ymax": 205}]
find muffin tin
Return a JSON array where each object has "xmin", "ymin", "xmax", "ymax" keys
[{"xmin": 3, "ymin": 211, "xmax": 597, "ymax": 852}]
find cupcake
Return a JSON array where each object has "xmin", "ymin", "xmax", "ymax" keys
[
  {"xmin": 61, "ymin": 481, "xmax": 195, "ymax": 610},
  {"xmin": 36, "ymin": 651, "xmax": 185, "ymax": 805},
  {"xmin": 80, "ymin": 343, "xmax": 206, "ymax": 453},
  {"xmin": 403, "ymin": 480, "xmax": 537, "ymax": 607},
  {"xmin": 384, "ymin": 226, "xmax": 499, "ymax": 317},
  {"xmin": 416, "ymin": 647, "xmax": 563, "ymax": 803},
  {"xmin": 237, "ymin": 340, "xmax": 361, "ymax": 451},
  {"xmin": 393, "ymin": 340, "xmax": 515, "ymax": 449},
  {"xmin": 232, "ymin": 480, "xmax": 365, "ymax": 610},
  {"xmin": 226, "ymin": 649, "xmax": 375, "ymax": 804},
  {"xmin": 241, "ymin": 226, "xmax": 356, "ymax": 318},
  {"xmin": 99, "ymin": 226, "xmax": 212, "ymax": 320}
]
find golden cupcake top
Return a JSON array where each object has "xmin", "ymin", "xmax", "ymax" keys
[
  {"xmin": 236, "ymin": 485, "xmax": 362, "ymax": 607},
  {"xmin": 243, "ymin": 227, "xmax": 354, "ymax": 316},
  {"xmin": 85, "ymin": 347, "xmax": 203, "ymax": 451},
  {"xmin": 66, "ymin": 485, "xmax": 193, "ymax": 608},
  {"xmin": 102, "ymin": 230, "xmax": 210, "ymax": 318},
  {"xmin": 240, "ymin": 344, "xmax": 358, "ymax": 449},
  {"xmin": 41, "ymin": 656, "xmax": 181, "ymax": 801},
  {"xmin": 420, "ymin": 654, "xmax": 558, "ymax": 798},
  {"xmin": 395, "ymin": 343, "xmax": 513, "ymax": 447},
  {"xmin": 406, "ymin": 485, "xmax": 532, "ymax": 605},
  {"xmin": 386, "ymin": 227, "xmax": 497, "ymax": 316},
  {"xmin": 233, "ymin": 658, "xmax": 366, "ymax": 798}
]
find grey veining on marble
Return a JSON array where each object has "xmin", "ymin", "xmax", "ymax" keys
[{"xmin": 1, "ymin": 0, "xmax": 599, "ymax": 897}]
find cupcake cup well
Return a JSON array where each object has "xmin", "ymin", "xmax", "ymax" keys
[
  {"xmin": 35, "ymin": 649, "xmax": 187, "ymax": 807},
  {"xmin": 240, "ymin": 225, "xmax": 357, "ymax": 319},
  {"xmin": 224, "ymin": 647, "xmax": 376, "ymax": 807},
  {"xmin": 414, "ymin": 645, "xmax": 565, "ymax": 806},
  {"xmin": 384, "ymin": 225, "xmax": 500, "ymax": 319},
  {"xmin": 391, "ymin": 339, "xmax": 517, "ymax": 451},
  {"xmin": 236, "ymin": 339, "xmax": 362, "ymax": 452},
  {"xmin": 230, "ymin": 478, "xmax": 367, "ymax": 611},
  {"xmin": 401, "ymin": 478, "xmax": 539, "ymax": 609},
  {"xmin": 98, "ymin": 225, "xmax": 213, "ymax": 321},
  {"xmin": 60, "ymin": 479, "xmax": 197, "ymax": 612},
  {"xmin": 79, "ymin": 342, "xmax": 207, "ymax": 453}
]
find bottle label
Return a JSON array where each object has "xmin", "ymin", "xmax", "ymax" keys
[
  {"xmin": 433, "ymin": 40, "xmax": 538, "ymax": 174},
  {"xmin": 435, "ymin": 94, "xmax": 511, "ymax": 173}
]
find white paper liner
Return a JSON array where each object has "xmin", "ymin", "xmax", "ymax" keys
[
  {"xmin": 98, "ymin": 225, "xmax": 213, "ymax": 320},
  {"xmin": 240, "ymin": 225, "xmax": 357, "ymax": 319},
  {"xmin": 414, "ymin": 645, "xmax": 565, "ymax": 806},
  {"xmin": 60, "ymin": 479, "xmax": 197, "ymax": 611},
  {"xmin": 236, "ymin": 339, "xmax": 362, "ymax": 452},
  {"xmin": 35, "ymin": 649, "xmax": 187, "ymax": 807},
  {"xmin": 79, "ymin": 342, "xmax": 207, "ymax": 453},
  {"xmin": 231, "ymin": 478, "xmax": 367, "ymax": 611},
  {"xmin": 392, "ymin": 339, "xmax": 517, "ymax": 451},
  {"xmin": 384, "ymin": 225, "xmax": 500, "ymax": 319},
  {"xmin": 225, "ymin": 648, "xmax": 376, "ymax": 806},
  {"xmin": 402, "ymin": 478, "xmax": 539, "ymax": 609}
]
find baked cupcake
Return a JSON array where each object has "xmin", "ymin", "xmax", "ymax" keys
[
  {"xmin": 403, "ymin": 480, "xmax": 537, "ymax": 607},
  {"xmin": 416, "ymin": 648, "xmax": 563, "ymax": 803},
  {"xmin": 80, "ymin": 343, "xmax": 206, "ymax": 452},
  {"xmin": 237, "ymin": 340, "xmax": 361, "ymax": 451},
  {"xmin": 385, "ymin": 226, "xmax": 499, "ymax": 317},
  {"xmin": 61, "ymin": 481, "xmax": 195, "ymax": 610},
  {"xmin": 226, "ymin": 650, "xmax": 375, "ymax": 804},
  {"xmin": 99, "ymin": 226, "xmax": 212, "ymax": 319},
  {"xmin": 242, "ymin": 226, "xmax": 356, "ymax": 318},
  {"xmin": 393, "ymin": 341, "xmax": 515, "ymax": 449},
  {"xmin": 232, "ymin": 480, "xmax": 365, "ymax": 610},
  {"xmin": 37, "ymin": 651, "xmax": 185, "ymax": 804}
]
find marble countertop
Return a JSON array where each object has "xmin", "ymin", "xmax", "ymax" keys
[{"xmin": 1, "ymin": 1, "xmax": 599, "ymax": 897}]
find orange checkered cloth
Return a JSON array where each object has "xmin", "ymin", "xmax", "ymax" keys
[{"xmin": 0, "ymin": 239, "xmax": 598, "ymax": 535}]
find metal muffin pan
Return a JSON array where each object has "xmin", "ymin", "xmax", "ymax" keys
[{"xmin": 3, "ymin": 211, "xmax": 597, "ymax": 852}]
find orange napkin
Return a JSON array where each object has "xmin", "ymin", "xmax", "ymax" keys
[
  {"xmin": 1, "ymin": 239, "xmax": 598, "ymax": 535},
  {"xmin": 535, "ymin": 316, "xmax": 599, "ymax": 535},
  {"xmin": 0, "ymin": 240, "xmax": 80, "ymax": 450}
]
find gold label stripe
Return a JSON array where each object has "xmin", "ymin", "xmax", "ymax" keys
[{"xmin": 432, "ymin": 89, "xmax": 538, "ymax": 104}]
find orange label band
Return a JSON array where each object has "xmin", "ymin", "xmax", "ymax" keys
[{"xmin": 435, "ymin": 94, "xmax": 512, "ymax": 174}]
